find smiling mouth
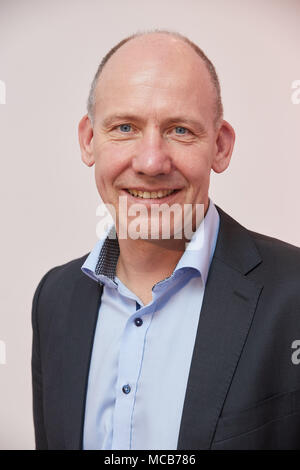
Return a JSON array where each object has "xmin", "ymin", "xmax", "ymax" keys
[{"xmin": 125, "ymin": 189, "xmax": 179, "ymax": 199}]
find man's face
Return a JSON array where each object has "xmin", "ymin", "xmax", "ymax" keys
[{"xmin": 80, "ymin": 35, "xmax": 234, "ymax": 240}]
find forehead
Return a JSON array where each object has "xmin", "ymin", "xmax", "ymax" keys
[{"xmin": 94, "ymin": 35, "xmax": 215, "ymax": 122}]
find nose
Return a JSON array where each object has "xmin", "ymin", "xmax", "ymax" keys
[{"xmin": 131, "ymin": 127, "xmax": 172, "ymax": 176}]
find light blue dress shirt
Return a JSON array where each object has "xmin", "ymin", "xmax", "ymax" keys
[{"xmin": 81, "ymin": 199, "xmax": 220, "ymax": 450}]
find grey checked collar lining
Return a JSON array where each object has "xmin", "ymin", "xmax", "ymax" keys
[{"xmin": 95, "ymin": 226, "xmax": 120, "ymax": 280}]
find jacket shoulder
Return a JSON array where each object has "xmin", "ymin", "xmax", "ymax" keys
[
  {"xmin": 215, "ymin": 205, "xmax": 300, "ymax": 278},
  {"xmin": 249, "ymin": 229, "xmax": 300, "ymax": 264},
  {"xmin": 32, "ymin": 253, "xmax": 91, "ymax": 326},
  {"xmin": 40, "ymin": 253, "xmax": 90, "ymax": 286},
  {"xmin": 246, "ymin": 229, "xmax": 300, "ymax": 286}
]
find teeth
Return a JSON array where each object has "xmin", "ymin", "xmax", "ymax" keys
[{"xmin": 127, "ymin": 189, "xmax": 176, "ymax": 199}]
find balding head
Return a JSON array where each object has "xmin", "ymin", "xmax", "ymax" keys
[{"xmin": 87, "ymin": 30, "xmax": 223, "ymax": 128}]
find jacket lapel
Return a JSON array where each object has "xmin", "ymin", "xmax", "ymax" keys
[
  {"xmin": 62, "ymin": 274, "xmax": 103, "ymax": 449},
  {"xmin": 177, "ymin": 206, "xmax": 264, "ymax": 449}
]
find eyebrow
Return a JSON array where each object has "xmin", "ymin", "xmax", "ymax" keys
[
  {"xmin": 101, "ymin": 113, "xmax": 207, "ymax": 134},
  {"xmin": 102, "ymin": 114, "xmax": 143, "ymax": 129},
  {"xmin": 164, "ymin": 116, "xmax": 207, "ymax": 135}
]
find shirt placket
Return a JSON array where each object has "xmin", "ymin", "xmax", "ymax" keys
[{"xmin": 111, "ymin": 300, "xmax": 154, "ymax": 450}]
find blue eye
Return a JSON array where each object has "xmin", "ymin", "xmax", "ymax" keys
[
  {"xmin": 175, "ymin": 126, "xmax": 187, "ymax": 134},
  {"xmin": 119, "ymin": 124, "xmax": 132, "ymax": 132}
]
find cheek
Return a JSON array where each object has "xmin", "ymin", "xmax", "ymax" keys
[
  {"xmin": 93, "ymin": 144, "xmax": 128, "ymax": 197},
  {"xmin": 178, "ymin": 155, "xmax": 212, "ymax": 187},
  {"xmin": 94, "ymin": 161, "xmax": 117, "ymax": 198}
]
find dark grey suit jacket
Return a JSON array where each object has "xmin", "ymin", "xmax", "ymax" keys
[{"xmin": 31, "ymin": 206, "xmax": 300, "ymax": 449}]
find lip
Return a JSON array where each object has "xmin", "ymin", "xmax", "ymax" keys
[
  {"xmin": 120, "ymin": 188, "xmax": 183, "ymax": 206},
  {"xmin": 125, "ymin": 187, "xmax": 182, "ymax": 193}
]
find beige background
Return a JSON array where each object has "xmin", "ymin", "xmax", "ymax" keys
[{"xmin": 0, "ymin": 0, "xmax": 299, "ymax": 450}]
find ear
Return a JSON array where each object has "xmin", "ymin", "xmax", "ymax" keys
[
  {"xmin": 211, "ymin": 120, "xmax": 235, "ymax": 174},
  {"xmin": 78, "ymin": 114, "xmax": 95, "ymax": 167}
]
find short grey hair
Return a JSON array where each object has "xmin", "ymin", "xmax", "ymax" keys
[{"xmin": 87, "ymin": 29, "xmax": 223, "ymax": 127}]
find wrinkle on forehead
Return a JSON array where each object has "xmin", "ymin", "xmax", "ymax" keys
[
  {"xmin": 98, "ymin": 34, "xmax": 212, "ymax": 90},
  {"xmin": 94, "ymin": 34, "xmax": 216, "ymax": 124}
]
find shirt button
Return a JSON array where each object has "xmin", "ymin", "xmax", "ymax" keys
[
  {"xmin": 122, "ymin": 384, "xmax": 131, "ymax": 394},
  {"xmin": 134, "ymin": 317, "xmax": 143, "ymax": 327}
]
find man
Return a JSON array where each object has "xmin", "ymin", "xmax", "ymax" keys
[{"xmin": 31, "ymin": 30, "xmax": 300, "ymax": 450}]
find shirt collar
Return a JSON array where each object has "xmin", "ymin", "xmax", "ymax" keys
[
  {"xmin": 174, "ymin": 199, "xmax": 220, "ymax": 285},
  {"xmin": 81, "ymin": 224, "xmax": 119, "ymax": 288},
  {"xmin": 81, "ymin": 198, "xmax": 220, "ymax": 287}
]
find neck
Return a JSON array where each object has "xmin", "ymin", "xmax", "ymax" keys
[
  {"xmin": 115, "ymin": 199, "xmax": 210, "ymax": 298},
  {"xmin": 117, "ymin": 236, "xmax": 185, "ymax": 282}
]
